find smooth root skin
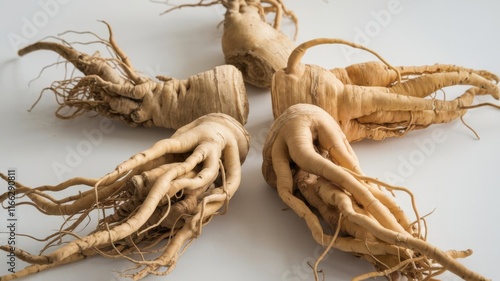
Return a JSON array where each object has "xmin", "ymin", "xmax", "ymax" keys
[
  {"xmin": 18, "ymin": 26, "xmax": 249, "ymax": 129},
  {"xmin": 262, "ymin": 104, "xmax": 410, "ymax": 245},
  {"xmin": 0, "ymin": 113, "xmax": 250, "ymax": 281},
  {"xmin": 262, "ymin": 104, "xmax": 489, "ymax": 281},
  {"xmin": 222, "ymin": 0, "xmax": 295, "ymax": 88}
]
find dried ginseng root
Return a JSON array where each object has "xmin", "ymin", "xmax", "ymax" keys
[
  {"xmin": 271, "ymin": 38, "xmax": 500, "ymax": 142},
  {"xmin": 163, "ymin": 0, "xmax": 297, "ymax": 88},
  {"xmin": 0, "ymin": 113, "xmax": 250, "ymax": 280},
  {"xmin": 262, "ymin": 103, "xmax": 489, "ymax": 281},
  {"xmin": 18, "ymin": 21, "xmax": 248, "ymax": 129}
]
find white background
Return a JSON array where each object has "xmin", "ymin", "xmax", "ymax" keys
[{"xmin": 0, "ymin": 1, "xmax": 499, "ymax": 280}]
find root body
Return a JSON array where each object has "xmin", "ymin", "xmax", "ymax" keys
[
  {"xmin": 272, "ymin": 38, "xmax": 500, "ymax": 141},
  {"xmin": 0, "ymin": 113, "xmax": 250, "ymax": 280},
  {"xmin": 163, "ymin": 0, "xmax": 297, "ymax": 88},
  {"xmin": 18, "ymin": 22, "xmax": 248, "ymax": 129},
  {"xmin": 222, "ymin": 0, "xmax": 296, "ymax": 88},
  {"xmin": 262, "ymin": 103, "xmax": 489, "ymax": 281}
]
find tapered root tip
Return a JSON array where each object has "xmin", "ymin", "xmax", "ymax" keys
[
  {"xmin": 18, "ymin": 45, "xmax": 33, "ymax": 57},
  {"xmin": 17, "ymin": 41, "xmax": 81, "ymax": 62},
  {"xmin": 486, "ymin": 85, "xmax": 500, "ymax": 100},
  {"xmin": 17, "ymin": 42, "xmax": 48, "ymax": 57}
]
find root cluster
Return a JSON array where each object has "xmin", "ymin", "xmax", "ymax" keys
[
  {"xmin": 262, "ymin": 104, "xmax": 489, "ymax": 281},
  {"xmin": 272, "ymin": 38, "xmax": 500, "ymax": 141},
  {"xmin": 8, "ymin": 5, "xmax": 497, "ymax": 281},
  {"xmin": 19, "ymin": 21, "xmax": 248, "ymax": 130},
  {"xmin": 0, "ymin": 113, "xmax": 250, "ymax": 280},
  {"xmin": 162, "ymin": 0, "xmax": 298, "ymax": 88}
]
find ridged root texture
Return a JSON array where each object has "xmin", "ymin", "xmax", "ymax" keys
[
  {"xmin": 159, "ymin": 0, "xmax": 298, "ymax": 88},
  {"xmin": 0, "ymin": 113, "xmax": 250, "ymax": 281},
  {"xmin": 18, "ymin": 21, "xmax": 248, "ymax": 130},
  {"xmin": 221, "ymin": 0, "xmax": 296, "ymax": 88},
  {"xmin": 271, "ymin": 38, "xmax": 500, "ymax": 141},
  {"xmin": 262, "ymin": 104, "xmax": 489, "ymax": 281}
]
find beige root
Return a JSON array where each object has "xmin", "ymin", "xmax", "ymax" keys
[
  {"xmin": 0, "ymin": 113, "xmax": 250, "ymax": 281},
  {"xmin": 331, "ymin": 61, "xmax": 499, "ymax": 88},
  {"xmin": 18, "ymin": 21, "xmax": 248, "ymax": 129},
  {"xmin": 262, "ymin": 103, "xmax": 489, "ymax": 281},
  {"xmin": 271, "ymin": 38, "xmax": 500, "ymax": 142},
  {"xmin": 162, "ymin": 0, "xmax": 297, "ymax": 88}
]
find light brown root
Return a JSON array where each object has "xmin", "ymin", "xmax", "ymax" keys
[
  {"xmin": 286, "ymin": 37, "xmax": 400, "ymax": 82},
  {"xmin": 313, "ymin": 214, "xmax": 342, "ymax": 281},
  {"xmin": 157, "ymin": 0, "xmax": 297, "ymax": 88},
  {"xmin": 18, "ymin": 21, "xmax": 248, "ymax": 129},
  {"xmin": 352, "ymin": 87, "xmax": 500, "ymax": 141},
  {"xmin": 272, "ymin": 37, "xmax": 499, "ymax": 142},
  {"xmin": 332, "ymin": 61, "xmax": 499, "ymax": 88},
  {"xmin": 262, "ymin": 104, "xmax": 489, "ymax": 281},
  {"xmin": 0, "ymin": 249, "xmax": 96, "ymax": 281},
  {"xmin": 261, "ymin": 0, "xmax": 299, "ymax": 39},
  {"xmin": 0, "ymin": 113, "xmax": 249, "ymax": 281},
  {"xmin": 222, "ymin": 0, "xmax": 296, "ymax": 88}
]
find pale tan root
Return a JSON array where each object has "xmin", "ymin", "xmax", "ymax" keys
[
  {"xmin": 127, "ymin": 185, "xmax": 233, "ymax": 280},
  {"xmin": 0, "ymin": 247, "xmax": 94, "ymax": 281},
  {"xmin": 296, "ymin": 172, "xmax": 422, "ymax": 279},
  {"xmin": 260, "ymin": 0, "xmax": 299, "ymax": 38},
  {"xmin": 331, "ymin": 61, "xmax": 499, "ymax": 90},
  {"xmin": 222, "ymin": 0, "xmax": 296, "ymax": 87},
  {"xmin": 0, "ymin": 113, "xmax": 250, "ymax": 281},
  {"xmin": 262, "ymin": 104, "xmax": 489, "ymax": 281},
  {"xmin": 263, "ymin": 104, "xmax": 413, "ymax": 234},
  {"xmin": 0, "ymin": 240, "xmax": 151, "ymax": 281},
  {"xmin": 317, "ymin": 177, "xmax": 485, "ymax": 280},
  {"xmin": 0, "ymin": 155, "xmax": 179, "ymax": 217},
  {"xmin": 161, "ymin": 0, "xmax": 296, "ymax": 88},
  {"xmin": 18, "ymin": 21, "xmax": 248, "ymax": 129},
  {"xmin": 347, "ymin": 88, "xmax": 496, "ymax": 141},
  {"xmin": 272, "ymin": 38, "xmax": 500, "ymax": 141},
  {"xmin": 381, "ymin": 70, "xmax": 498, "ymax": 99}
]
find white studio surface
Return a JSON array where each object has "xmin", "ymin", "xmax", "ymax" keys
[{"xmin": 0, "ymin": 1, "xmax": 499, "ymax": 280}]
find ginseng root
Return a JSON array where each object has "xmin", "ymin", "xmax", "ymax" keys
[
  {"xmin": 331, "ymin": 61, "xmax": 499, "ymax": 89},
  {"xmin": 271, "ymin": 38, "xmax": 500, "ymax": 142},
  {"xmin": 163, "ymin": 0, "xmax": 297, "ymax": 88},
  {"xmin": 262, "ymin": 103, "xmax": 489, "ymax": 281},
  {"xmin": 0, "ymin": 113, "xmax": 250, "ymax": 281},
  {"xmin": 18, "ymin": 21, "xmax": 248, "ymax": 130}
]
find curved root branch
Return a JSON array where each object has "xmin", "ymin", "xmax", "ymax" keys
[
  {"xmin": 18, "ymin": 21, "xmax": 248, "ymax": 129},
  {"xmin": 262, "ymin": 104, "xmax": 489, "ymax": 281},
  {"xmin": 0, "ymin": 113, "xmax": 249, "ymax": 281}
]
